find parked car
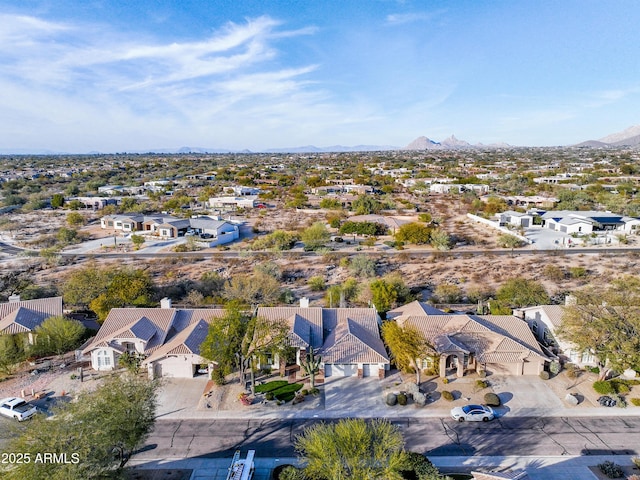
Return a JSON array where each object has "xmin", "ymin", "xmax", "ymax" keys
[
  {"xmin": 200, "ymin": 233, "xmax": 213, "ymax": 239},
  {"xmin": 0, "ymin": 397, "xmax": 38, "ymax": 421},
  {"xmin": 450, "ymin": 404, "xmax": 494, "ymax": 422}
]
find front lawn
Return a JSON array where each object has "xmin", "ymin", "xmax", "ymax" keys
[{"xmin": 255, "ymin": 380, "xmax": 303, "ymax": 402}]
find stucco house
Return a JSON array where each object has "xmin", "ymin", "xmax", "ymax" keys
[
  {"xmin": 208, "ymin": 196, "xmax": 258, "ymax": 209},
  {"xmin": 101, "ymin": 214, "xmax": 239, "ymax": 245},
  {"xmin": 256, "ymin": 299, "xmax": 389, "ymax": 379},
  {"xmin": 387, "ymin": 301, "xmax": 550, "ymax": 377},
  {"xmin": 497, "ymin": 211, "xmax": 535, "ymax": 228},
  {"xmin": 540, "ymin": 210, "xmax": 636, "ymax": 234},
  {"xmin": 82, "ymin": 298, "xmax": 226, "ymax": 378},
  {"xmin": 513, "ymin": 303, "xmax": 597, "ymax": 367},
  {"xmin": 0, "ymin": 296, "xmax": 64, "ymax": 344}
]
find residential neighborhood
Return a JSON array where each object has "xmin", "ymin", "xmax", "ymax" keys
[{"xmin": 3, "ymin": 145, "xmax": 640, "ymax": 479}]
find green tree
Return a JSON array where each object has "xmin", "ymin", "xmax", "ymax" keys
[
  {"xmin": 118, "ymin": 351, "xmax": 145, "ymax": 374},
  {"xmin": 308, "ymin": 276, "xmax": 326, "ymax": 291},
  {"xmin": 430, "ymin": 228, "xmax": 451, "ymax": 251},
  {"xmin": 33, "ymin": 316, "xmax": 86, "ymax": 356},
  {"xmin": 433, "ymin": 284, "xmax": 463, "ymax": 304},
  {"xmin": 351, "ymin": 194, "xmax": 383, "ymax": 215},
  {"xmin": 56, "ymin": 227, "xmax": 78, "ymax": 245},
  {"xmin": 51, "ymin": 193, "xmax": 65, "ymax": 209},
  {"xmin": 319, "ymin": 198, "xmax": 342, "ymax": 209},
  {"xmin": 88, "ymin": 268, "xmax": 154, "ymax": 321},
  {"xmin": 224, "ymin": 272, "xmax": 281, "ymax": 307},
  {"xmin": 0, "ymin": 334, "xmax": 26, "ymax": 376},
  {"xmin": 251, "ymin": 230, "xmax": 298, "ymax": 251},
  {"xmin": 200, "ymin": 305, "xmax": 248, "ymax": 378},
  {"xmin": 395, "ymin": 222, "xmax": 432, "ymax": 244},
  {"xmin": 294, "ymin": 418, "xmax": 407, "ymax": 480},
  {"xmin": 558, "ymin": 276, "xmax": 640, "ymax": 372},
  {"xmin": 369, "ymin": 279, "xmax": 398, "ymax": 314},
  {"xmin": 382, "ymin": 321, "xmax": 434, "ymax": 384},
  {"xmin": 495, "ymin": 277, "xmax": 549, "ymax": 309},
  {"xmin": 1, "ymin": 375, "xmax": 158, "ymax": 480},
  {"xmin": 61, "ymin": 264, "xmax": 114, "ymax": 308},
  {"xmin": 301, "ymin": 222, "xmax": 330, "ymax": 250},
  {"xmin": 349, "ymin": 254, "xmax": 376, "ymax": 277},
  {"xmin": 66, "ymin": 211, "xmax": 85, "ymax": 227},
  {"xmin": 130, "ymin": 234, "xmax": 145, "ymax": 250}
]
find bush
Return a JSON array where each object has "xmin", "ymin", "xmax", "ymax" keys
[
  {"xmin": 441, "ymin": 390, "xmax": 454, "ymax": 401},
  {"xmin": 265, "ymin": 392, "xmax": 275, "ymax": 401},
  {"xmin": 308, "ymin": 276, "xmax": 326, "ymax": 291},
  {"xmin": 211, "ymin": 368, "xmax": 225, "ymax": 386},
  {"xmin": 484, "ymin": 393, "xmax": 501, "ymax": 406},
  {"xmin": 549, "ymin": 360, "xmax": 561, "ymax": 376},
  {"xmin": 631, "ymin": 398, "xmax": 640, "ymax": 407},
  {"xmin": 475, "ymin": 380, "xmax": 489, "ymax": 391},
  {"xmin": 277, "ymin": 465, "xmax": 307, "ymax": 480},
  {"xmin": 598, "ymin": 460, "xmax": 624, "ymax": 478},
  {"xmin": 593, "ymin": 380, "xmax": 615, "ymax": 395},
  {"xmin": 397, "ymin": 393, "xmax": 408, "ymax": 406},
  {"xmin": 398, "ymin": 452, "xmax": 441, "ymax": 480},
  {"xmin": 589, "ymin": 366, "xmax": 600, "ymax": 374},
  {"xmin": 386, "ymin": 393, "xmax": 397, "ymax": 406},
  {"xmin": 613, "ymin": 394, "xmax": 627, "ymax": 408},
  {"xmin": 442, "ymin": 377, "xmax": 449, "ymax": 384},
  {"xmin": 477, "ymin": 369, "xmax": 487, "ymax": 378},
  {"xmin": 414, "ymin": 392, "xmax": 427, "ymax": 407},
  {"xmin": 309, "ymin": 387, "xmax": 319, "ymax": 395},
  {"xmin": 539, "ymin": 371, "xmax": 550, "ymax": 380},
  {"xmin": 611, "ymin": 379, "xmax": 631, "ymax": 394}
]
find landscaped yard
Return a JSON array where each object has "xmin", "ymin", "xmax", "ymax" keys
[{"xmin": 255, "ymin": 380, "xmax": 303, "ymax": 402}]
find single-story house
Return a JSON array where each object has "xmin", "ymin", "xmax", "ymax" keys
[
  {"xmin": 101, "ymin": 214, "xmax": 240, "ymax": 245},
  {"xmin": 541, "ymin": 210, "xmax": 636, "ymax": 234},
  {"xmin": 82, "ymin": 298, "xmax": 226, "ymax": 378},
  {"xmin": 497, "ymin": 211, "xmax": 535, "ymax": 228},
  {"xmin": 208, "ymin": 196, "xmax": 258, "ymax": 209},
  {"xmin": 513, "ymin": 303, "xmax": 597, "ymax": 367},
  {"xmin": 0, "ymin": 296, "xmax": 63, "ymax": 344},
  {"xmin": 256, "ymin": 298, "xmax": 389, "ymax": 379},
  {"xmin": 387, "ymin": 301, "xmax": 550, "ymax": 377}
]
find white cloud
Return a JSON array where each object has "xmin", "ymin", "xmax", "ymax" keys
[{"xmin": 385, "ymin": 10, "xmax": 443, "ymax": 26}]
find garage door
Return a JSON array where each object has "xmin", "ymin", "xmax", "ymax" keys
[
  {"xmin": 156, "ymin": 356, "xmax": 196, "ymax": 378},
  {"xmin": 325, "ymin": 364, "xmax": 357, "ymax": 377},
  {"xmin": 362, "ymin": 364, "xmax": 379, "ymax": 377}
]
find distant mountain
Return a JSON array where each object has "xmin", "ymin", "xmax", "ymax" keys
[
  {"xmin": 404, "ymin": 134, "xmax": 509, "ymax": 150},
  {"xmin": 576, "ymin": 125, "xmax": 640, "ymax": 148},
  {"xmin": 263, "ymin": 144, "xmax": 399, "ymax": 153}
]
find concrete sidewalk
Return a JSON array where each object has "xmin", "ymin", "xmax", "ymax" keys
[{"xmin": 127, "ymin": 454, "xmax": 634, "ymax": 480}]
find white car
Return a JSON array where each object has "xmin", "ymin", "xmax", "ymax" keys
[
  {"xmin": 450, "ymin": 404, "xmax": 495, "ymax": 422},
  {"xmin": 0, "ymin": 397, "xmax": 38, "ymax": 421}
]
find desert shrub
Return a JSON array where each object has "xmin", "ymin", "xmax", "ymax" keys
[
  {"xmin": 589, "ymin": 366, "xmax": 600, "ymax": 374},
  {"xmin": 598, "ymin": 460, "xmax": 624, "ymax": 478},
  {"xmin": 414, "ymin": 392, "xmax": 427, "ymax": 407},
  {"xmin": 631, "ymin": 398, "xmax": 640, "ymax": 407},
  {"xmin": 542, "ymin": 264, "xmax": 565, "ymax": 281},
  {"xmin": 484, "ymin": 393, "xmax": 501, "ymax": 406},
  {"xmin": 301, "ymin": 389, "xmax": 309, "ymax": 395},
  {"xmin": 566, "ymin": 366, "xmax": 579, "ymax": 378},
  {"xmin": 397, "ymin": 393, "xmax": 408, "ymax": 406},
  {"xmin": 442, "ymin": 378, "xmax": 449, "ymax": 385},
  {"xmin": 539, "ymin": 371, "xmax": 550, "ymax": 380},
  {"xmin": 441, "ymin": 390, "xmax": 454, "ymax": 401},
  {"xmin": 611, "ymin": 379, "xmax": 631, "ymax": 394},
  {"xmin": 309, "ymin": 387, "xmax": 319, "ymax": 395},
  {"xmin": 593, "ymin": 380, "xmax": 615, "ymax": 395},
  {"xmin": 277, "ymin": 465, "xmax": 307, "ymax": 480},
  {"xmin": 613, "ymin": 394, "xmax": 627, "ymax": 408},
  {"xmin": 308, "ymin": 276, "xmax": 326, "ymax": 291},
  {"xmin": 475, "ymin": 380, "xmax": 489, "ymax": 391},
  {"xmin": 477, "ymin": 369, "xmax": 487, "ymax": 378},
  {"xmin": 422, "ymin": 367, "xmax": 438, "ymax": 376},
  {"xmin": 265, "ymin": 392, "xmax": 275, "ymax": 401},
  {"xmin": 211, "ymin": 368, "xmax": 226, "ymax": 386},
  {"xmin": 549, "ymin": 360, "xmax": 561, "ymax": 376},
  {"xmin": 569, "ymin": 266, "xmax": 587, "ymax": 278}
]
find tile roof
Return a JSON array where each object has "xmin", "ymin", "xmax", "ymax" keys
[
  {"xmin": 0, "ymin": 297, "xmax": 63, "ymax": 334},
  {"xmin": 83, "ymin": 307, "xmax": 225, "ymax": 356},
  {"xmin": 471, "ymin": 471, "xmax": 529, "ymax": 480},
  {"xmin": 387, "ymin": 300, "xmax": 446, "ymax": 320},
  {"xmin": 144, "ymin": 316, "xmax": 222, "ymax": 364},
  {"xmin": 256, "ymin": 306, "xmax": 389, "ymax": 365},
  {"xmin": 399, "ymin": 313, "xmax": 548, "ymax": 365}
]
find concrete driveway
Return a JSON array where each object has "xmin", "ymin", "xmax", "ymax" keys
[
  {"xmin": 489, "ymin": 375, "xmax": 564, "ymax": 416},
  {"xmin": 324, "ymin": 376, "xmax": 387, "ymax": 417},
  {"xmin": 156, "ymin": 377, "xmax": 209, "ymax": 419}
]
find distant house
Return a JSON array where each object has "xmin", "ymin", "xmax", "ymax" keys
[
  {"xmin": 208, "ymin": 196, "xmax": 258, "ymax": 210},
  {"xmin": 0, "ymin": 296, "xmax": 63, "ymax": 344},
  {"xmin": 311, "ymin": 185, "xmax": 375, "ymax": 195},
  {"xmin": 540, "ymin": 210, "xmax": 635, "ymax": 234},
  {"xmin": 226, "ymin": 186, "xmax": 261, "ymax": 196},
  {"xmin": 387, "ymin": 301, "xmax": 550, "ymax": 377},
  {"xmin": 255, "ymin": 298, "xmax": 389, "ymax": 379},
  {"xmin": 82, "ymin": 298, "xmax": 226, "ymax": 378},
  {"xmin": 101, "ymin": 214, "xmax": 240, "ymax": 245},
  {"xmin": 497, "ymin": 211, "xmax": 535, "ymax": 228},
  {"xmin": 71, "ymin": 196, "xmax": 119, "ymax": 210},
  {"xmin": 514, "ymin": 303, "xmax": 597, "ymax": 367}
]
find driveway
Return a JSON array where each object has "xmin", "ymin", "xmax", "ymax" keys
[
  {"xmin": 323, "ymin": 376, "xmax": 388, "ymax": 417},
  {"xmin": 489, "ymin": 375, "xmax": 564, "ymax": 416},
  {"xmin": 156, "ymin": 377, "xmax": 209, "ymax": 419}
]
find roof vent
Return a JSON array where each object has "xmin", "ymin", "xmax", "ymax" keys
[
  {"xmin": 299, "ymin": 297, "xmax": 309, "ymax": 308},
  {"xmin": 160, "ymin": 297, "xmax": 172, "ymax": 309}
]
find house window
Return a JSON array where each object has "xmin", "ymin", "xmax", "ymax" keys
[
  {"xmin": 97, "ymin": 350, "xmax": 111, "ymax": 368},
  {"xmin": 531, "ymin": 321, "xmax": 538, "ymax": 334},
  {"xmin": 122, "ymin": 342, "xmax": 136, "ymax": 353}
]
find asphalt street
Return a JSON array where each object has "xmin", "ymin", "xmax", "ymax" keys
[{"xmin": 132, "ymin": 416, "xmax": 640, "ymax": 462}]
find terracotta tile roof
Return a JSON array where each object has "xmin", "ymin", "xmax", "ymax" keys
[
  {"xmin": 86, "ymin": 306, "xmax": 227, "ymax": 360},
  {"xmin": 387, "ymin": 300, "xmax": 446, "ymax": 320},
  {"xmin": 399, "ymin": 313, "xmax": 549, "ymax": 365},
  {"xmin": 0, "ymin": 297, "xmax": 63, "ymax": 334},
  {"xmin": 256, "ymin": 306, "xmax": 389, "ymax": 365}
]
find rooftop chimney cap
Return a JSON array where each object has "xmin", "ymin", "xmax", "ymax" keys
[
  {"xmin": 299, "ymin": 297, "xmax": 309, "ymax": 308},
  {"xmin": 160, "ymin": 297, "xmax": 172, "ymax": 309}
]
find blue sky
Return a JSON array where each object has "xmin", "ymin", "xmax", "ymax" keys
[{"xmin": 1, "ymin": 0, "xmax": 639, "ymax": 152}]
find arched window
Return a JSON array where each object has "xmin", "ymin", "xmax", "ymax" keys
[{"xmin": 97, "ymin": 350, "xmax": 112, "ymax": 368}]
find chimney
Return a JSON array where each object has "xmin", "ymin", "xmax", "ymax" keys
[
  {"xmin": 160, "ymin": 297, "xmax": 172, "ymax": 309},
  {"xmin": 8, "ymin": 294, "xmax": 21, "ymax": 303},
  {"xmin": 299, "ymin": 297, "xmax": 309, "ymax": 308}
]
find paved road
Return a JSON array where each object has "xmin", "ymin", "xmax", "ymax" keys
[
  {"xmin": 132, "ymin": 416, "xmax": 640, "ymax": 462},
  {"xmin": 0, "ymin": 241, "xmax": 24, "ymax": 255}
]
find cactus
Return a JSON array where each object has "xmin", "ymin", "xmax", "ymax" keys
[{"xmin": 302, "ymin": 347, "xmax": 322, "ymax": 388}]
